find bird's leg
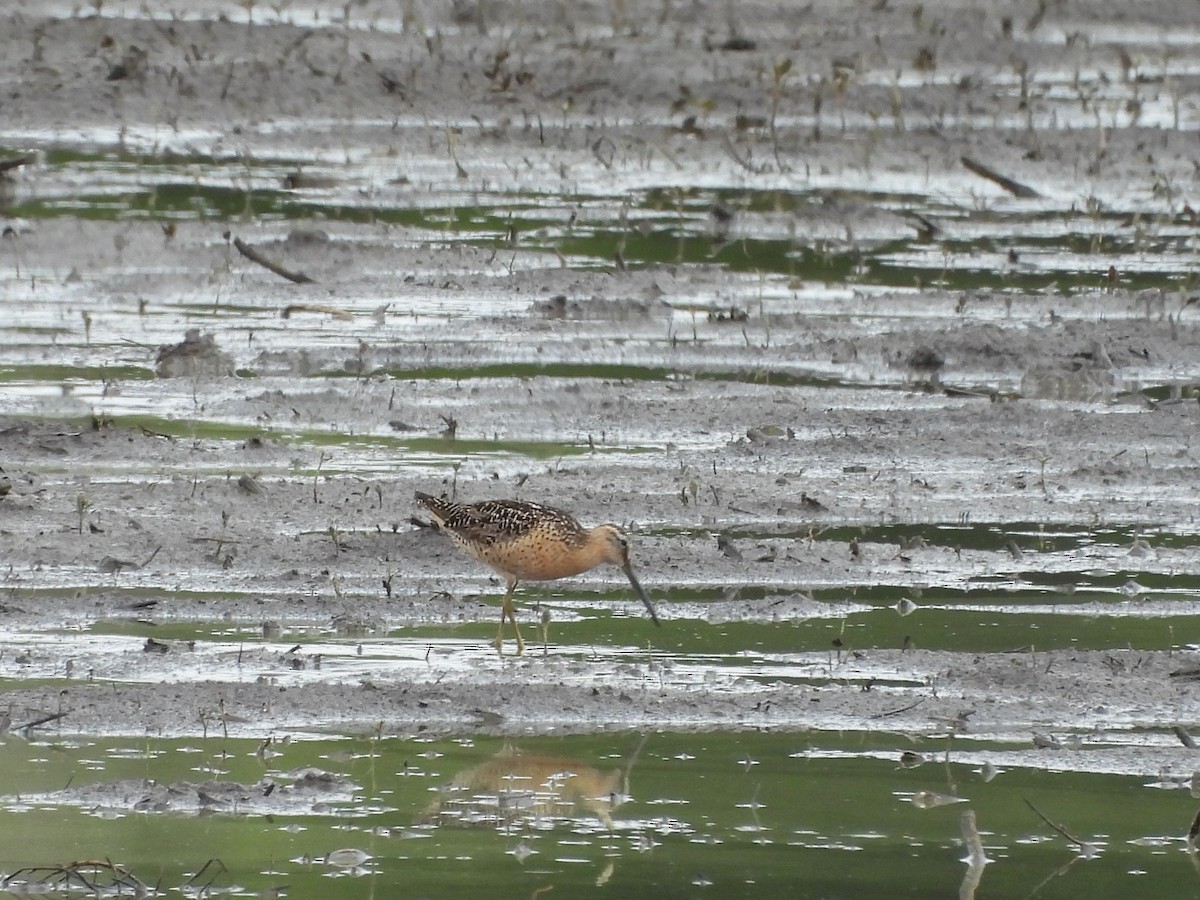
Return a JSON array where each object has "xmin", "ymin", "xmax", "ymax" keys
[
  {"xmin": 493, "ymin": 580, "xmax": 512, "ymax": 653},
  {"xmin": 495, "ymin": 578, "xmax": 525, "ymax": 656}
]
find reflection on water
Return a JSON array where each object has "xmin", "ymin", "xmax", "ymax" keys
[
  {"xmin": 0, "ymin": 730, "xmax": 1195, "ymax": 898},
  {"xmin": 420, "ymin": 737, "xmax": 645, "ymax": 831}
]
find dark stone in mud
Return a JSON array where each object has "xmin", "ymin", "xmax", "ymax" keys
[{"xmin": 155, "ymin": 329, "xmax": 235, "ymax": 378}]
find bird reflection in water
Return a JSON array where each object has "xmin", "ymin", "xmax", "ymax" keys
[{"xmin": 419, "ymin": 736, "xmax": 648, "ymax": 832}]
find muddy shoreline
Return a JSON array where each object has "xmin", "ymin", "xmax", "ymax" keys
[{"xmin": 2, "ymin": 1, "xmax": 1200, "ymax": 777}]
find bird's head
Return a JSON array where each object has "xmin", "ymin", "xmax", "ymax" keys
[{"xmin": 594, "ymin": 524, "xmax": 634, "ymax": 568}]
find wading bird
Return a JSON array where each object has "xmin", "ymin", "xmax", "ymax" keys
[{"xmin": 415, "ymin": 491, "xmax": 660, "ymax": 655}]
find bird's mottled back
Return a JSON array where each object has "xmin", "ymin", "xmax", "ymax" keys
[{"xmin": 416, "ymin": 492, "xmax": 587, "ymax": 547}]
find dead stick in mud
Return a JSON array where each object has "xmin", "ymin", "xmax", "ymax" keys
[
  {"xmin": 282, "ymin": 303, "xmax": 353, "ymax": 321},
  {"xmin": 0, "ymin": 154, "xmax": 36, "ymax": 175},
  {"xmin": 1188, "ymin": 807, "xmax": 1200, "ymax": 849},
  {"xmin": 229, "ymin": 234, "xmax": 314, "ymax": 284},
  {"xmin": 1024, "ymin": 798, "xmax": 1087, "ymax": 848},
  {"xmin": 960, "ymin": 809, "xmax": 987, "ymax": 862},
  {"xmin": 961, "ymin": 156, "xmax": 1042, "ymax": 199},
  {"xmin": 15, "ymin": 711, "xmax": 68, "ymax": 732}
]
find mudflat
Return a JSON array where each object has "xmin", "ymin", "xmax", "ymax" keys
[{"xmin": 0, "ymin": 0, "xmax": 1198, "ymax": 785}]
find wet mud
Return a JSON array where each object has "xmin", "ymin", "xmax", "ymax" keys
[{"xmin": 1, "ymin": 0, "xmax": 1200, "ymax": 785}]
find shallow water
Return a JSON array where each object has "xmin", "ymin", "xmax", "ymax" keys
[{"xmin": 0, "ymin": 730, "xmax": 1195, "ymax": 899}]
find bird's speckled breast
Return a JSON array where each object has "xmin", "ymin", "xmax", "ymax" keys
[{"xmin": 452, "ymin": 528, "xmax": 593, "ymax": 582}]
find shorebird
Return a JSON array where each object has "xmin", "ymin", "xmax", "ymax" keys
[{"xmin": 415, "ymin": 491, "xmax": 660, "ymax": 655}]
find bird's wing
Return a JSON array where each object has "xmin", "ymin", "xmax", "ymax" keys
[{"xmin": 463, "ymin": 500, "xmax": 553, "ymax": 545}]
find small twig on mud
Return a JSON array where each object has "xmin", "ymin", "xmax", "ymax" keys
[
  {"xmin": 645, "ymin": 137, "xmax": 682, "ymax": 171},
  {"xmin": 327, "ymin": 525, "xmax": 345, "ymax": 557},
  {"xmin": 870, "ymin": 698, "xmax": 926, "ymax": 719},
  {"xmin": 184, "ymin": 858, "xmax": 229, "ymax": 893},
  {"xmin": 768, "ymin": 57, "xmax": 793, "ymax": 173},
  {"xmin": 75, "ymin": 493, "xmax": 90, "ymax": 535},
  {"xmin": 721, "ymin": 133, "xmax": 765, "ymax": 174},
  {"xmin": 313, "ymin": 451, "xmax": 329, "ymax": 503},
  {"xmin": 219, "ymin": 62, "xmax": 236, "ymax": 100},
  {"xmin": 228, "ymin": 234, "xmax": 314, "ymax": 284},
  {"xmin": 445, "ymin": 126, "xmax": 469, "ymax": 179},
  {"xmin": 906, "ymin": 211, "xmax": 941, "ymax": 240},
  {"xmin": 1036, "ymin": 455, "xmax": 1052, "ymax": 496},
  {"xmin": 591, "ymin": 135, "xmax": 616, "ymax": 170}
]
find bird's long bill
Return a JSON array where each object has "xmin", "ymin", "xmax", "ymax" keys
[{"xmin": 622, "ymin": 562, "xmax": 661, "ymax": 626}]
